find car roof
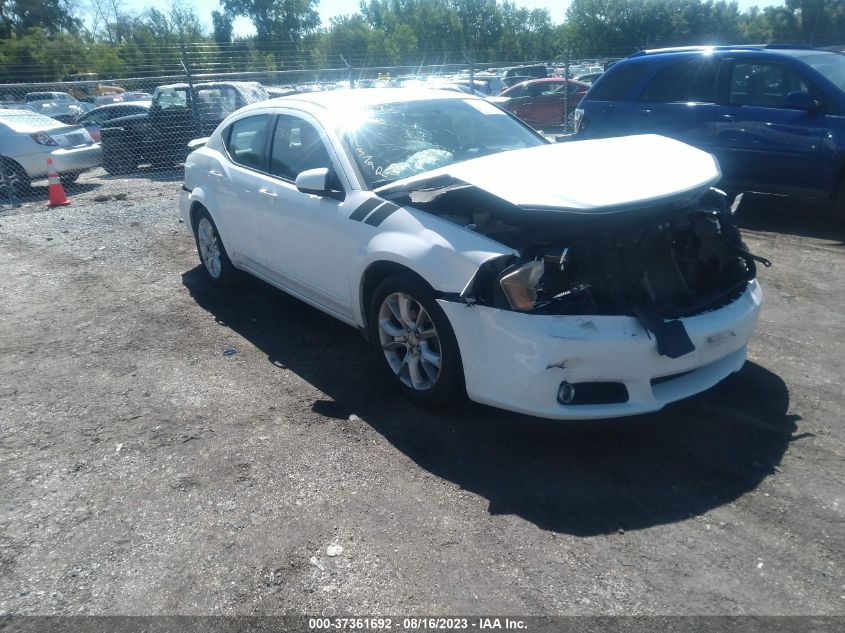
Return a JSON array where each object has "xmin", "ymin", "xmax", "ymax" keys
[
  {"xmin": 629, "ymin": 44, "xmax": 822, "ymax": 58},
  {"xmin": 508, "ymin": 77, "xmax": 589, "ymax": 88},
  {"xmin": 92, "ymin": 101, "xmax": 150, "ymax": 110}
]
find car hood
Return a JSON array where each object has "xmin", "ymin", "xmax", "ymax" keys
[{"xmin": 376, "ymin": 134, "xmax": 721, "ymax": 211}]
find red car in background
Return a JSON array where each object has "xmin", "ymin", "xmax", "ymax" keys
[{"xmin": 490, "ymin": 78, "xmax": 590, "ymax": 129}]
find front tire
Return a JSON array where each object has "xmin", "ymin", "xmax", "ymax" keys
[
  {"xmin": 369, "ymin": 274, "xmax": 463, "ymax": 406},
  {"xmin": 193, "ymin": 208, "xmax": 237, "ymax": 286}
]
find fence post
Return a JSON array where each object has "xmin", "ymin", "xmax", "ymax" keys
[
  {"xmin": 340, "ymin": 54, "xmax": 354, "ymax": 89},
  {"xmin": 463, "ymin": 50, "xmax": 474, "ymax": 90},
  {"xmin": 180, "ymin": 40, "xmax": 202, "ymax": 138},
  {"xmin": 563, "ymin": 53, "xmax": 570, "ymax": 134}
]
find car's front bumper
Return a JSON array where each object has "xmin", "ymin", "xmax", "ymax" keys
[{"xmin": 438, "ymin": 280, "xmax": 763, "ymax": 420}]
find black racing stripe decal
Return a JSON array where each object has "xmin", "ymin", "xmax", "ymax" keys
[
  {"xmin": 349, "ymin": 198, "xmax": 383, "ymax": 222},
  {"xmin": 364, "ymin": 202, "xmax": 401, "ymax": 227}
]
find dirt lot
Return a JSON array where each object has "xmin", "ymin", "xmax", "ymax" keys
[{"xmin": 0, "ymin": 169, "xmax": 843, "ymax": 616}]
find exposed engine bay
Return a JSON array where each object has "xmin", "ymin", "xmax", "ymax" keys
[{"xmin": 383, "ymin": 180, "xmax": 770, "ymax": 359}]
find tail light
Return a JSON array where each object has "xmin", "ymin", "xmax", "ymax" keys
[
  {"xmin": 573, "ymin": 108, "xmax": 585, "ymax": 133},
  {"xmin": 31, "ymin": 131, "xmax": 58, "ymax": 146}
]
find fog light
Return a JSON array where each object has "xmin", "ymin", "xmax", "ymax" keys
[{"xmin": 557, "ymin": 381, "xmax": 575, "ymax": 405}]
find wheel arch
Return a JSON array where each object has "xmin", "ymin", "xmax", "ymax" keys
[
  {"xmin": 0, "ymin": 155, "xmax": 32, "ymax": 195},
  {"xmin": 358, "ymin": 260, "xmax": 438, "ymax": 337}
]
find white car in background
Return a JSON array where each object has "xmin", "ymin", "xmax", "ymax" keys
[
  {"xmin": 0, "ymin": 109, "xmax": 101, "ymax": 195},
  {"xmin": 180, "ymin": 89, "xmax": 764, "ymax": 420}
]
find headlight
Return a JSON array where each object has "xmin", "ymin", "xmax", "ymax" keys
[{"xmin": 499, "ymin": 260, "xmax": 544, "ymax": 311}]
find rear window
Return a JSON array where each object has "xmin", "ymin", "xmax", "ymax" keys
[{"xmin": 588, "ymin": 62, "xmax": 651, "ymax": 101}]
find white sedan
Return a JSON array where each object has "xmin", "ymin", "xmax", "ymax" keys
[
  {"xmin": 0, "ymin": 109, "xmax": 101, "ymax": 194},
  {"xmin": 180, "ymin": 89, "xmax": 764, "ymax": 420}
]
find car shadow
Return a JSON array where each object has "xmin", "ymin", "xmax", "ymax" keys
[
  {"xmin": 183, "ymin": 267, "xmax": 800, "ymax": 536},
  {"xmin": 0, "ymin": 183, "xmax": 100, "ymax": 206},
  {"xmin": 736, "ymin": 193, "xmax": 844, "ymax": 245},
  {"xmin": 102, "ymin": 166, "xmax": 184, "ymax": 183}
]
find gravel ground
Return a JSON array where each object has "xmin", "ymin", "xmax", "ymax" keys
[{"xmin": 0, "ymin": 168, "xmax": 843, "ymax": 616}]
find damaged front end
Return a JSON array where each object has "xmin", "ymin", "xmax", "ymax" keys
[{"xmin": 385, "ymin": 181, "xmax": 769, "ymax": 360}]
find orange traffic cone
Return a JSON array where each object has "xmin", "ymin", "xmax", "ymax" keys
[{"xmin": 46, "ymin": 157, "xmax": 71, "ymax": 207}]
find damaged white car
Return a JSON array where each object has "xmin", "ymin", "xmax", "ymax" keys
[{"xmin": 179, "ymin": 89, "xmax": 766, "ymax": 419}]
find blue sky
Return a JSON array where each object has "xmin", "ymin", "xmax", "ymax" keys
[{"xmin": 108, "ymin": 0, "xmax": 786, "ymax": 37}]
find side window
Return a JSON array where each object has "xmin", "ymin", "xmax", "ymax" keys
[
  {"xmin": 83, "ymin": 110, "xmax": 109, "ymax": 125},
  {"xmin": 524, "ymin": 84, "xmax": 546, "ymax": 97},
  {"xmin": 269, "ymin": 115, "xmax": 332, "ymax": 181},
  {"xmin": 154, "ymin": 88, "xmax": 189, "ymax": 111},
  {"xmin": 589, "ymin": 62, "xmax": 651, "ymax": 101},
  {"xmin": 730, "ymin": 62, "xmax": 811, "ymax": 108},
  {"xmin": 196, "ymin": 87, "xmax": 243, "ymax": 121},
  {"xmin": 640, "ymin": 59, "xmax": 718, "ymax": 103},
  {"xmin": 506, "ymin": 85, "xmax": 526, "ymax": 98},
  {"xmin": 224, "ymin": 115, "xmax": 269, "ymax": 170}
]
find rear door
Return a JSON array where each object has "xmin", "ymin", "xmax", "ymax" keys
[
  {"xmin": 578, "ymin": 61, "xmax": 653, "ymax": 138},
  {"xmin": 209, "ymin": 113, "xmax": 272, "ymax": 266},
  {"xmin": 711, "ymin": 57, "xmax": 825, "ymax": 194},
  {"xmin": 633, "ymin": 56, "xmax": 720, "ymax": 149}
]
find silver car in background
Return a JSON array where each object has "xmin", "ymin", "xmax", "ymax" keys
[{"xmin": 0, "ymin": 109, "xmax": 101, "ymax": 195}]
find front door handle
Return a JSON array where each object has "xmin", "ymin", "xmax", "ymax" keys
[
  {"xmin": 639, "ymin": 108, "xmax": 652, "ymax": 116},
  {"xmin": 721, "ymin": 114, "xmax": 736, "ymax": 123},
  {"xmin": 258, "ymin": 188, "xmax": 277, "ymax": 198}
]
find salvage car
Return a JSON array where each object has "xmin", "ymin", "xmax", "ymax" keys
[{"xmin": 180, "ymin": 89, "xmax": 765, "ymax": 420}]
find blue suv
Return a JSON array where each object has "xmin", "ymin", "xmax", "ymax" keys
[{"xmin": 574, "ymin": 46, "xmax": 845, "ymax": 209}]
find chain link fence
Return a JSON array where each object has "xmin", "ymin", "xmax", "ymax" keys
[{"xmin": 0, "ymin": 51, "xmax": 622, "ymax": 207}]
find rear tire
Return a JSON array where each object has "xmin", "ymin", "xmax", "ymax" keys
[
  {"xmin": 0, "ymin": 158, "xmax": 31, "ymax": 198},
  {"xmin": 369, "ymin": 274, "xmax": 463, "ymax": 407},
  {"xmin": 192, "ymin": 207, "xmax": 237, "ymax": 287}
]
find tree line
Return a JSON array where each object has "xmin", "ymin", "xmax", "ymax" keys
[{"xmin": 1, "ymin": 0, "xmax": 843, "ymax": 83}]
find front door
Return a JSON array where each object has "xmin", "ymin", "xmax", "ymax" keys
[
  {"xmin": 255, "ymin": 113, "xmax": 356, "ymax": 318},
  {"xmin": 712, "ymin": 59, "xmax": 825, "ymax": 194}
]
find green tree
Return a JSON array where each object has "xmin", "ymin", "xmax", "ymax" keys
[
  {"xmin": 220, "ymin": 0, "xmax": 320, "ymax": 46},
  {"xmin": 0, "ymin": 0, "xmax": 80, "ymax": 38}
]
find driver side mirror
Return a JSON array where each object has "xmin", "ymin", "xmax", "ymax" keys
[
  {"xmin": 295, "ymin": 167, "xmax": 344, "ymax": 200},
  {"xmin": 783, "ymin": 91, "xmax": 819, "ymax": 112}
]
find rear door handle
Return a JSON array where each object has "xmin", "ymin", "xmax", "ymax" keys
[
  {"xmin": 208, "ymin": 169, "xmax": 223, "ymax": 177},
  {"xmin": 639, "ymin": 109, "xmax": 652, "ymax": 116},
  {"xmin": 721, "ymin": 114, "xmax": 735, "ymax": 122},
  {"xmin": 258, "ymin": 188, "xmax": 277, "ymax": 198}
]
